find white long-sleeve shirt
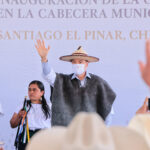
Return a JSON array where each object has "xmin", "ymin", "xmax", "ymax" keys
[{"xmin": 16, "ymin": 103, "xmax": 51, "ymax": 130}]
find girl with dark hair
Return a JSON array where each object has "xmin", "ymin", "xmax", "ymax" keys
[{"xmin": 10, "ymin": 80, "xmax": 51, "ymax": 150}]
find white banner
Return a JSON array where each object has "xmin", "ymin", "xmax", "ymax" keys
[{"xmin": 0, "ymin": 0, "xmax": 150, "ymax": 149}]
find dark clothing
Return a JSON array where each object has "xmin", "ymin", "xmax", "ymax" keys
[
  {"xmin": 51, "ymin": 73, "xmax": 116, "ymax": 126},
  {"xmin": 17, "ymin": 129, "xmax": 40, "ymax": 150}
]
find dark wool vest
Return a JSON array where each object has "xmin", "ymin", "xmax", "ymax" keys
[{"xmin": 50, "ymin": 73, "xmax": 116, "ymax": 126}]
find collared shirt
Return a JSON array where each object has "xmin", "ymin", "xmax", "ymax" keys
[
  {"xmin": 71, "ymin": 72, "xmax": 91, "ymax": 87},
  {"xmin": 42, "ymin": 61, "xmax": 114, "ymax": 126}
]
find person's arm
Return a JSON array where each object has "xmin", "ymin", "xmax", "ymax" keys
[
  {"xmin": 35, "ymin": 40, "xmax": 56, "ymax": 86},
  {"xmin": 105, "ymin": 106, "xmax": 114, "ymax": 126},
  {"xmin": 136, "ymin": 97, "xmax": 150, "ymax": 114},
  {"xmin": 139, "ymin": 40, "xmax": 150, "ymax": 87},
  {"xmin": 42, "ymin": 60, "xmax": 56, "ymax": 87},
  {"xmin": 10, "ymin": 110, "xmax": 26, "ymax": 128}
]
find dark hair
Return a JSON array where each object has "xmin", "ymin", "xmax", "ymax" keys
[{"xmin": 29, "ymin": 80, "xmax": 50, "ymax": 119}]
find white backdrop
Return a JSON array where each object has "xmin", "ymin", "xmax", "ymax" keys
[{"xmin": 0, "ymin": 1, "xmax": 150, "ymax": 149}]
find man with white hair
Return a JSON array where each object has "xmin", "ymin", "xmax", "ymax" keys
[{"xmin": 35, "ymin": 40, "xmax": 116, "ymax": 126}]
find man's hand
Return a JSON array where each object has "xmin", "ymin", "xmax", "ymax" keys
[
  {"xmin": 35, "ymin": 40, "xmax": 50, "ymax": 62},
  {"xmin": 139, "ymin": 40, "xmax": 150, "ymax": 87},
  {"xmin": 136, "ymin": 97, "xmax": 150, "ymax": 114}
]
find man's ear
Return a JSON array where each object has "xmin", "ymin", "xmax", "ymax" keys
[
  {"xmin": 85, "ymin": 62, "xmax": 88, "ymax": 69},
  {"xmin": 86, "ymin": 61, "xmax": 89, "ymax": 67}
]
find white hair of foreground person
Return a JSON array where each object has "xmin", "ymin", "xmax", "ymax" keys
[
  {"xmin": 26, "ymin": 112, "xmax": 149, "ymax": 150},
  {"xmin": 128, "ymin": 114, "xmax": 150, "ymax": 148}
]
